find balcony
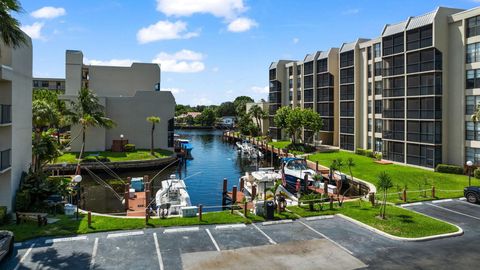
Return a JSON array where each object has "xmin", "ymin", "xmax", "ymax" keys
[
  {"xmin": 0, "ymin": 104, "xmax": 12, "ymax": 125},
  {"xmin": 0, "ymin": 149, "xmax": 11, "ymax": 172}
]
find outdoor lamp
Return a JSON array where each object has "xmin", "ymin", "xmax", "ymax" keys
[
  {"xmin": 466, "ymin": 161, "xmax": 473, "ymax": 187},
  {"xmin": 73, "ymin": 175, "xmax": 82, "ymax": 183},
  {"xmin": 120, "ymin": 134, "xmax": 124, "ymax": 139}
]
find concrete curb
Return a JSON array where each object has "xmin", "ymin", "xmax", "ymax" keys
[{"xmin": 335, "ymin": 213, "xmax": 464, "ymax": 242}]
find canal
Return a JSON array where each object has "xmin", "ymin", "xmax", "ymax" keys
[{"xmin": 82, "ymin": 129, "xmax": 275, "ymax": 214}]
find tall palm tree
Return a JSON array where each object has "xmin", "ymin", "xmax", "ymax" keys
[
  {"xmin": 32, "ymin": 100, "xmax": 58, "ymax": 172},
  {"xmin": 146, "ymin": 116, "xmax": 161, "ymax": 155},
  {"xmin": 377, "ymin": 171, "xmax": 393, "ymax": 219},
  {"xmin": 71, "ymin": 88, "xmax": 115, "ymax": 161},
  {"xmin": 0, "ymin": 0, "xmax": 27, "ymax": 48},
  {"xmin": 249, "ymin": 104, "xmax": 266, "ymax": 135}
]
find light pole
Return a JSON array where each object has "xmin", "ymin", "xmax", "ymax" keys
[
  {"xmin": 466, "ymin": 160, "xmax": 473, "ymax": 187},
  {"xmin": 73, "ymin": 175, "xmax": 83, "ymax": 220}
]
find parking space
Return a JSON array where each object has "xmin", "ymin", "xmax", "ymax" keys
[
  {"xmin": 208, "ymin": 224, "xmax": 271, "ymax": 250},
  {"xmin": 258, "ymin": 220, "xmax": 323, "ymax": 244}
]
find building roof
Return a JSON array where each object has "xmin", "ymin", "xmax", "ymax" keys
[
  {"xmin": 382, "ymin": 19, "xmax": 410, "ymax": 36},
  {"xmin": 304, "ymin": 51, "xmax": 320, "ymax": 62},
  {"xmin": 178, "ymin": 112, "xmax": 202, "ymax": 118},
  {"xmin": 407, "ymin": 10, "xmax": 436, "ymax": 30},
  {"xmin": 340, "ymin": 38, "xmax": 369, "ymax": 52}
]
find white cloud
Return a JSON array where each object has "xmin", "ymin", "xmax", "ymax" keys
[
  {"xmin": 161, "ymin": 88, "xmax": 184, "ymax": 94},
  {"xmin": 293, "ymin": 37, "xmax": 299, "ymax": 44},
  {"xmin": 251, "ymin": 86, "xmax": 269, "ymax": 94},
  {"xmin": 212, "ymin": 67, "xmax": 219, "ymax": 72},
  {"xmin": 21, "ymin": 22, "xmax": 44, "ymax": 40},
  {"xmin": 31, "ymin": 7, "xmax": 66, "ymax": 19},
  {"xmin": 152, "ymin": 49, "xmax": 205, "ymax": 73},
  {"xmin": 84, "ymin": 58, "xmax": 135, "ymax": 66},
  {"xmin": 227, "ymin": 17, "xmax": 257, "ymax": 32},
  {"xmin": 342, "ymin": 8, "xmax": 360, "ymax": 15},
  {"xmin": 156, "ymin": 0, "xmax": 245, "ymax": 19},
  {"xmin": 137, "ymin": 20, "xmax": 199, "ymax": 44}
]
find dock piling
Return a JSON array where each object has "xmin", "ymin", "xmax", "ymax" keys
[
  {"xmin": 88, "ymin": 211, "xmax": 92, "ymax": 227},
  {"xmin": 432, "ymin": 186, "xmax": 436, "ymax": 198},
  {"xmin": 244, "ymin": 202, "xmax": 248, "ymax": 217},
  {"xmin": 240, "ymin": 178, "xmax": 244, "ymax": 191},
  {"xmin": 199, "ymin": 204, "xmax": 203, "ymax": 221},
  {"xmin": 124, "ymin": 183, "xmax": 130, "ymax": 210},
  {"xmin": 251, "ymin": 185, "xmax": 256, "ymax": 201},
  {"xmin": 231, "ymin": 185, "xmax": 237, "ymax": 213}
]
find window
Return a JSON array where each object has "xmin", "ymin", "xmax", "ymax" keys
[
  {"xmin": 375, "ymin": 81, "xmax": 383, "ymax": 95},
  {"xmin": 304, "ymin": 89, "xmax": 313, "ymax": 102},
  {"xmin": 466, "ymin": 96, "xmax": 480, "ymax": 115},
  {"xmin": 0, "ymin": 149, "xmax": 11, "ymax": 171},
  {"xmin": 407, "ymin": 49, "xmax": 442, "ymax": 73},
  {"xmin": 466, "ymin": 69, "xmax": 480, "ymax": 89},
  {"xmin": 375, "ymin": 138, "xmax": 383, "ymax": 152},
  {"xmin": 317, "ymin": 103, "xmax": 333, "ymax": 117},
  {"xmin": 289, "ymin": 90, "xmax": 293, "ymax": 101},
  {"xmin": 341, "ymin": 118, "xmax": 355, "ymax": 134},
  {"xmin": 368, "ymin": 64, "xmax": 372, "ymax": 78},
  {"xmin": 375, "ymin": 119, "xmax": 383, "ymax": 133},
  {"xmin": 340, "ymin": 67, "xmax": 354, "ymax": 84},
  {"xmin": 383, "ymin": 141, "xmax": 405, "ymax": 163},
  {"xmin": 383, "ymin": 99, "xmax": 404, "ymax": 118},
  {"xmin": 383, "ymin": 33, "xmax": 404, "ymax": 56},
  {"xmin": 0, "ymin": 104, "xmax": 12, "ymax": 124},
  {"xmin": 317, "ymin": 59, "xmax": 328, "ymax": 73},
  {"xmin": 407, "ymin": 73, "xmax": 442, "ymax": 96},
  {"xmin": 407, "ymin": 121, "xmax": 441, "ymax": 144},
  {"xmin": 322, "ymin": 118, "xmax": 334, "ymax": 131},
  {"xmin": 466, "ymin": 43, "xmax": 480, "ymax": 64},
  {"xmin": 373, "ymin": 43, "xmax": 381, "ymax": 58},
  {"xmin": 383, "ymin": 120, "xmax": 404, "ymax": 140},
  {"xmin": 466, "ymin": 147, "xmax": 480, "ymax": 164},
  {"xmin": 375, "ymin": 100, "xmax": 383, "ymax": 114},
  {"xmin": 33, "ymin": 81, "xmax": 39, "ymax": 87},
  {"xmin": 340, "ymin": 135, "xmax": 355, "ymax": 151},
  {"xmin": 317, "ymin": 73, "xmax": 333, "ymax": 87},
  {"xmin": 467, "ymin": 16, "xmax": 480, "ymax": 38},
  {"xmin": 374, "ymin": 62, "xmax": 382, "ymax": 76},
  {"xmin": 304, "ymin": 62, "xmax": 314, "ymax": 75},
  {"xmin": 406, "ymin": 25, "xmax": 433, "ymax": 51},
  {"xmin": 368, "ymin": 119, "xmax": 372, "ymax": 132},
  {"xmin": 383, "ymin": 55, "xmax": 404, "ymax": 76},
  {"xmin": 168, "ymin": 118, "xmax": 175, "ymax": 147},
  {"xmin": 269, "ymin": 80, "xmax": 281, "ymax": 93},
  {"xmin": 368, "ymin": 82, "xmax": 372, "ymax": 96},
  {"xmin": 340, "ymin": 101, "xmax": 354, "ymax": 116},
  {"xmin": 288, "ymin": 66, "xmax": 293, "ymax": 76},
  {"xmin": 368, "ymin": 101, "xmax": 372, "ymax": 114},
  {"xmin": 407, "ymin": 97, "xmax": 441, "ymax": 119},
  {"xmin": 340, "ymin": 85, "xmax": 354, "ymax": 100},
  {"xmin": 367, "ymin": 46, "xmax": 372, "ymax": 60},
  {"xmin": 296, "ymin": 65, "xmax": 302, "ymax": 75},
  {"xmin": 407, "ymin": 144, "xmax": 440, "ymax": 168},
  {"xmin": 304, "ymin": 75, "xmax": 313, "ymax": 89},
  {"xmin": 289, "ymin": 79, "xmax": 293, "ymax": 89},
  {"xmin": 269, "ymin": 69, "xmax": 276, "ymax": 80},
  {"xmin": 297, "ymin": 90, "xmax": 302, "ymax": 101},
  {"xmin": 41, "ymin": 81, "xmax": 49, "ymax": 87},
  {"xmin": 340, "ymin": 51, "xmax": 354, "ymax": 67},
  {"xmin": 466, "ymin": 121, "xmax": 480, "ymax": 141},
  {"xmin": 383, "ymin": 77, "xmax": 404, "ymax": 97},
  {"xmin": 368, "ymin": 136, "xmax": 372, "ymax": 150},
  {"xmin": 317, "ymin": 88, "xmax": 334, "ymax": 102},
  {"xmin": 304, "ymin": 103, "xmax": 313, "ymax": 110},
  {"xmin": 269, "ymin": 92, "xmax": 281, "ymax": 104},
  {"xmin": 296, "ymin": 77, "xmax": 301, "ymax": 88}
]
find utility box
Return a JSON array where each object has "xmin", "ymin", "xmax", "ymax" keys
[
  {"xmin": 265, "ymin": 200, "xmax": 275, "ymax": 220},
  {"xmin": 182, "ymin": 206, "xmax": 198, "ymax": 217}
]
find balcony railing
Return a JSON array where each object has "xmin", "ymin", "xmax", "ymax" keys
[
  {"xmin": 0, "ymin": 149, "xmax": 11, "ymax": 171},
  {"xmin": 0, "ymin": 104, "xmax": 12, "ymax": 124}
]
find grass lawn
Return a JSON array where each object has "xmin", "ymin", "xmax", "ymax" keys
[
  {"xmin": 53, "ymin": 149, "xmax": 173, "ymax": 164},
  {"xmin": 1, "ymin": 211, "xmax": 247, "ymax": 242},
  {"xmin": 308, "ymin": 151, "xmax": 470, "ymax": 202},
  {"xmin": 288, "ymin": 201, "xmax": 459, "ymax": 238},
  {"xmin": 268, "ymin": 140, "xmax": 292, "ymax": 149},
  {"xmin": 245, "ymin": 210, "xmax": 299, "ymax": 222}
]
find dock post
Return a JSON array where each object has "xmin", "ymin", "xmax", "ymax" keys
[
  {"xmin": 88, "ymin": 211, "xmax": 92, "ymax": 227},
  {"xmin": 144, "ymin": 175, "xmax": 151, "ymax": 204},
  {"xmin": 231, "ymin": 186, "xmax": 237, "ymax": 214},
  {"xmin": 270, "ymin": 145, "xmax": 274, "ymax": 167},
  {"xmin": 124, "ymin": 183, "xmax": 130, "ymax": 211},
  {"xmin": 199, "ymin": 204, "xmax": 203, "ymax": 221},
  {"xmin": 329, "ymin": 196, "xmax": 334, "ymax": 210},
  {"xmin": 403, "ymin": 189, "xmax": 407, "ymax": 202},
  {"xmin": 431, "ymin": 186, "xmax": 435, "ymax": 198},
  {"xmin": 127, "ymin": 176, "xmax": 131, "ymax": 185},
  {"xmin": 303, "ymin": 174, "xmax": 308, "ymax": 193},
  {"xmin": 251, "ymin": 185, "xmax": 256, "ymax": 201},
  {"xmin": 145, "ymin": 208, "xmax": 149, "ymax": 224},
  {"xmin": 244, "ymin": 202, "xmax": 248, "ymax": 217},
  {"xmin": 240, "ymin": 178, "xmax": 244, "ymax": 191},
  {"xmin": 222, "ymin": 178, "xmax": 228, "ymax": 209},
  {"xmin": 323, "ymin": 180, "xmax": 329, "ymax": 196},
  {"xmin": 316, "ymin": 161, "xmax": 319, "ymax": 172}
]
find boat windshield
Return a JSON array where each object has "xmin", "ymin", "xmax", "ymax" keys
[{"xmin": 287, "ymin": 160, "xmax": 307, "ymax": 170}]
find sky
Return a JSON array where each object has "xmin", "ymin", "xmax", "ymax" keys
[{"xmin": 16, "ymin": 0, "xmax": 480, "ymax": 106}]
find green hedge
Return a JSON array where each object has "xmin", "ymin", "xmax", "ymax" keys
[
  {"xmin": 124, "ymin": 144, "xmax": 136, "ymax": 152},
  {"xmin": 435, "ymin": 164, "xmax": 464, "ymax": 175},
  {"xmin": 474, "ymin": 168, "xmax": 480, "ymax": 179},
  {"xmin": 355, "ymin": 148, "xmax": 366, "ymax": 156},
  {"xmin": 0, "ymin": 206, "xmax": 6, "ymax": 225},
  {"xmin": 81, "ymin": 155, "xmax": 111, "ymax": 163}
]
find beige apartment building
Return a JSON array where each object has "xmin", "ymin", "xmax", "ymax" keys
[
  {"xmin": 0, "ymin": 38, "xmax": 33, "ymax": 212},
  {"xmin": 269, "ymin": 6, "xmax": 480, "ymax": 169},
  {"xmin": 33, "ymin": 77, "xmax": 65, "ymax": 92},
  {"xmin": 63, "ymin": 50, "xmax": 175, "ymax": 152}
]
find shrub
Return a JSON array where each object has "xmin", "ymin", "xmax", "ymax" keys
[
  {"xmin": 0, "ymin": 206, "xmax": 6, "ymax": 225},
  {"xmin": 375, "ymin": 152, "xmax": 382, "ymax": 161},
  {"xmin": 15, "ymin": 190, "xmax": 31, "ymax": 212},
  {"xmin": 95, "ymin": 155, "xmax": 111, "ymax": 162},
  {"xmin": 435, "ymin": 164, "xmax": 464, "ymax": 175},
  {"xmin": 355, "ymin": 148, "xmax": 366, "ymax": 156},
  {"xmin": 124, "ymin": 144, "xmax": 136, "ymax": 152},
  {"xmin": 474, "ymin": 168, "xmax": 480, "ymax": 179},
  {"xmin": 287, "ymin": 143, "xmax": 316, "ymax": 153},
  {"xmin": 365, "ymin": 149, "xmax": 374, "ymax": 158},
  {"xmin": 81, "ymin": 156, "xmax": 98, "ymax": 163}
]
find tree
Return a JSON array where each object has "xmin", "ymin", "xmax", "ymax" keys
[
  {"xmin": 146, "ymin": 116, "xmax": 161, "ymax": 155},
  {"xmin": 249, "ymin": 104, "xmax": 267, "ymax": 135},
  {"xmin": 0, "ymin": 0, "xmax": 27, "ymax": 49},
  {"xmin": 302, "ymin": 109, "xmax": 323, "ymax": 143},
  {"xmin": 471, "ymin": 104, "xmax": 480, "ymax": 123},
  {"xmin": 273, "ymin": 106, "xmax": 291, "ymax": 131},
  {"xmin": 233, "ymin": 96, "xmax": 254, "ymax": 116},
  {"xmin": 285, "ymin": 108, "xmax": 304, "ymax": 144},
  {"xmin": 32, "ymin": 100, "xmax": 58, "ymax": 172},
  {"xmin": 217, "ymin": 102, "xmax": 236, "ymax": 117},
  {"xmin": 71, "ymin": 88, "xmax": 116, "ymax": 161},
  {"xmin": 339, "ymin": 158, "xmax": 355, "ymax": 205},
  {"xmin": 197, "ymin": 107, "xmax": 216, "ymax": 126},
  {"xmin": 377, "ymin": 171, "xmax": 393, "ymax": 219}
]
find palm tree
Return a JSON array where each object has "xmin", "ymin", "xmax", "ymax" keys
[
  {"xmin": 0, "ymin": 0, "xmax": 27, "ymax": 49},
  {"xmin": 377, "ymin": 171, "xmax": 393, "ymax": 219},
  {"xmin": 338, "ymin": 157, "xmax": 356, "ymax": 205},
  {"xmin": 472, "ymin": 104, "xmax": 480, "ymax": 123},
  {"xmin": 146, "ymin": 116, "xmax": 161, "ymax": 155},
  {"xmin": 32, "ymin": 100, "xmax": 58, "ymax": 172},
  {"xmin": 71, "ymin": 88, "xmax": 116, "ymax": 160},
  {"xmin": 249, "ymin": 105, "xmax": 266, "ymax": 135}
]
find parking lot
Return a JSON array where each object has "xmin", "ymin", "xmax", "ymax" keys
[{"xmin": 1, "ymin": 199, "xmax": 479, "ymax": 270}]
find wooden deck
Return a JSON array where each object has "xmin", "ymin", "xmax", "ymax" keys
[{"xmin": 127, "ymin": 191, "xmax": 146, "ymax": 217}]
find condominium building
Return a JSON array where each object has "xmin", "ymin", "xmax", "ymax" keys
[
  {"xmin": 33, "ymin": 77, "xmax": 65, "ymax": 92},
  {"xmin": 269, "ymin": 6, "xmax": 480, "ymax": 169},
  {"xmin": 63, "ymin": 50, "xmax": 175, "ymax": 152},
  {"xmin": 0, "ymin": 37, "xmax": 33, "ymax": 212}
]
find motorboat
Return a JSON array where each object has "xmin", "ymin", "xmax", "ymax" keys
[
  {"xmin": 281, "ymin": 158, "xmax": 338, "ymax": 194},
  {"xmin": 155, "ymin": 175, "xmax": 192, "ymax": 217},
  {"xmin": 239, "ymin": 168, "xmax": 297, "ymax": 202},
  {"xmin": 236, "ymin": 140, "xmax": 263, "ymax": 159},
  {"xmin": 175, "ymin": 138, "xmax": 193, "ymax": 156}
]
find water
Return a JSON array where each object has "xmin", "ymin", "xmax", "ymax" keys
[{"xmin": 82, "ymin": 129, "xmax": 275, "ymax": 213}]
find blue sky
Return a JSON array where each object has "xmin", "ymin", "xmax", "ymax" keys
[{"xmin": 17, "ymin": 0, "xmax": 480, "ymax": 105}]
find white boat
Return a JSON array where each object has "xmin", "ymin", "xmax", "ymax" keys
[
  {"xmin": 236, "ymin": 140, "xmax": 263, "ymax": 159},
  {"xmin": 155, "ymin": 175, "xmax": 192, "ymax": 217},
  {"xmin": 239, "ymin": 168, "xmax": 297, "ymax": 202},
  {"xmin": 281, "ymin": 158, "xmax": 337, "ymax": 194}
]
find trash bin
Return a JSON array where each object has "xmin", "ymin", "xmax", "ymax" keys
[
  {"xmin": 64, "ymin": 204, "xmax": 76, "ymax": 216},
  {"xmin": 265, "ymin": 200, "xmax": 275, "ymax": 220}
]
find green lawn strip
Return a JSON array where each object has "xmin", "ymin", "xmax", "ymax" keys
[
  {"xmin": 288, "ymin": 202, "xmax": 458, "ymax": 238},
  {"xmin": 1, "ymin": 211, "xmax": 246, "ymax": 242},
  {"xmin": 308, "ymin": 151, "xmax": 469, "ymax": 202},
  {"xmin": 53, "ymin": 149, "xmax": 173, "ymax": 164},
  {"xmin": 245, "ymin": 210, "xmax": 299, "ymax": 222},
  {"xmin": 267, "ymin": 141, "xmax": 292, "ymax": 149}
]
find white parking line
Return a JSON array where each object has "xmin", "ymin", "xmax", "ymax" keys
[
  {"xmin": 459, "ymin": 197, "xmax": 466, "ymax": 201},
  {"xmin": 400, "ymin": 202, "xmax": 423, "ymax": 207},
  {"xmin": 262, "ymin": 219, "xmax": 293, "ymax": 226},
  {"xmin": 432, "ymin": 199, "xmax": 453, "ymax": 204},
  {"xmin": 205, "ymin": 229, "xmax": 220, "ymax": 251},
  {"xmin": 163, "ymin": 227, "xmax": 199, "ymax": 234},
  {"xmin": 427, "ymin": 203, "xmax": 480, "ymax": 221},
  {"xmin": 107, "ymin": 231, "xmax": 144, "ymax": 238},
  {"xmin": 251, "ymin": 223, "xmax": 277, "ymax": 245},
  {"xmin": 89, "ymin": 238, "xmax": 99, "ymax": 270},
  {"xmin": 298, "ymin": 220, "xmax": 354, "ymax": 256},
  {"xmin": 13, "ymin": 243, "xmax": 35, "ymax": 270},
  {"xmin": 45, "ymin": 236, "xmax": 87, "ymax": 244},
  {"xmin": 305, "ymin": 215, "xmax": 334, "ymax": 221},
  {"xmin": 215, "ymin": 224, "xmax": 246, "ymax": 230},
  {"xmin": 153, "ymin": 233, "xmax": 164, "ymax": 270}
]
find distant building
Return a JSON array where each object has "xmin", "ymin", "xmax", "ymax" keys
[
  {"xmin": 63, "ymin": 50, "xmax": 175, "ymax": 152},
  {"xmin": 33, "ymin": 78, "xmax": 65, "ymax": 92},
  {"xmin": 177, "ymin": 112, "xmax": 202, "ymax": 119},
  {"xmin": 246, "ymin": 102, "xmax": 269, "ymax": 135},
  {"xmin": 0, "ymin": 35, "xmax": 33, "ymax": 212},
  {"xmin": 220, "ymin": 116, "xmax": 236, "ymax": 127}
]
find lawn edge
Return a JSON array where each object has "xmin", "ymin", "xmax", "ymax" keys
[{"xmin": 336, "ymin": 212, "xmax": 464, "ymax": 241}]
